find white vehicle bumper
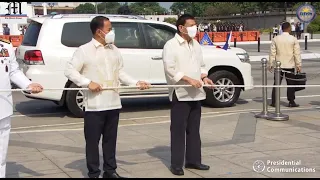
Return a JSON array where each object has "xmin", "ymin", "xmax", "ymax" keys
[
  {"xmin": 240, "ymin": 63, "xmax": 254, "ymax": 91},
  {"xmin": 22, "ymin": 67, "xmax": 66, "ymax": 102}
]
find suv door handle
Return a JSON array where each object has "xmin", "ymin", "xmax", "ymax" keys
[{"xmin": 151, "ymin": 56, "xmax": 162, "ymax": 60}]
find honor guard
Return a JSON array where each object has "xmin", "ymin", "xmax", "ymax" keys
[{"xmin": 0, "ymin": 38, "xmax": 43, "ymax": 178}]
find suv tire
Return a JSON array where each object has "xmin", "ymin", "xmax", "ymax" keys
[
  {"xmin": 66, "ymin": 83, "xmax": 85, "ymax": 118},
  {"xmin": 204, "ymin": 70, "xmax": 241, "ymax": 107}
]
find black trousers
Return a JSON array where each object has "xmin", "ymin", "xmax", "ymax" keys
[
  {"xmin": 297, "ymin": 32, "xmax": 302, "ymax": 39},
  {"xmin": 271, "ymin": 68, "xmax": 295, "ymax": 104},
  {"xmin": 84, "ymin": 109, "xmax": 120, "ymax": 178},
  {"xmin": 170, "ymin": 92, "xmax": 202, "ymax": 168}
]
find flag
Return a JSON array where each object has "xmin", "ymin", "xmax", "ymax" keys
[
  {"xmin": 223, "ymin": 31, "xmax": 232, "ymax": 50},
  {"xmin": 199, "ymin": 32, "xmax": 214, "ymax": 46}
]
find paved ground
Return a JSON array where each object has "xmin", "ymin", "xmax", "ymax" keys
[
  {"xmin": 259, "ymin": 33, "xmax": 320, "ymax": 41},
  {"xmin": 237, "ymin": 42, "xmax": 320, "ymax": 56},
  {"xmin": 7, "ymin": 106, "xmax": 320, "ymax": 178}
]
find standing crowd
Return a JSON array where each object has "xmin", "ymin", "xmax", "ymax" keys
[
  {"xmin": 198, "ymin": 21, "xmax": 245, "ymax": 32},
  {"xmin": 272, "ymin": 21, "xmax": 304, "ymax": 39}
]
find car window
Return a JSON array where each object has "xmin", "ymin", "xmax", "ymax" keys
[
  {"xmin": 144, "ymin": 23, "xmax": 176, "ymax": 49},
  {"xmin": 21, "ymin": 21, "xmax": 42, "ymax": 46},
  {"xmin": 112, "ymin": 22, "xmax": 143, "ymax": 48},
  {"xmin": 61, "ymin": 22, "xmax": 143, "ymax": 48},
  {"xmin": 61, "ymin": 22, "xmax": 91, "ymax": 47}
]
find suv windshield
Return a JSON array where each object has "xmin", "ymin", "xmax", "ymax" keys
[{"xmin": 21, "ymin": 21, "xmax": 42, "ymax": 46}]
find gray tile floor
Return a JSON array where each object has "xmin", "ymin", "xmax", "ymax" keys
[{"xmin": 6, "ymin": 109, "xmax": 320, "ymax": 178}]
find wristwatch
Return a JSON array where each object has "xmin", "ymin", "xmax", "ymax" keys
[{"xmin": 201, "ymin": 76, "xmax": 208, "ymax": 81}]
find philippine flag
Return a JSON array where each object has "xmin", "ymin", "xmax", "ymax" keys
[
  {"xmin": 199, "ymin": 32, "xmax": 214, "ymax": 46},
  {"xmin": 222, "ymin": 31, "xmax": 232, "ymax": 50}
]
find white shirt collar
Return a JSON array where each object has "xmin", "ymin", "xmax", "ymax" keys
[
  {"xmin": 174, "ymin": 33, "xmax": 193, "ymax": 45},
  {"xmin": 91, "ymin": 38, "xmax": 113, "ymax": 49}
]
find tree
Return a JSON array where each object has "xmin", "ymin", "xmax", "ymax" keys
[
  {"xmin": 170, "ymin": 2, "xmax": 214, "ymax": 16},
  {"xmin": 74, "ymin": 3, "xmax": 96, "ymax": 14},
  {"xmin": 191, "ymin": 2, "xmax": 216, "ymax": 17},
  {"xmin": 257, "ymin": 2, "xmax": 279, "ymax": 13},
  {"xmin": 163, "ymin": 17, "xmax": 177, "ymax": 24},
  {"xmin": 237, "ymin": 2, "xmax": 259, "ymax": 15},
  {"xmin": 204, "ymin": 2, "xmax": 239, "ymax": 16},
  {"xmin": 117, "ymin": 5, "xmax": 131, "ymax": 15},
  {"xmin": 308, "ymin": 16, "xmax": 320, "ymax": 32},
  {"xmin": 170, "ymin": 2, "xmax": 189, "ymax": 15},
  {"xmin": 129, "ymin": 2, "xmax": 167, "ymax": 15},
  {"xmin": 97, "ymin": 2, "xmax": 121, "ymax": 14}
]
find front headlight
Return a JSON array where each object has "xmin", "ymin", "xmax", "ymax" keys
[{"xmin": 236, "ymin": 53, "xmax": 250, "ymax": 63}]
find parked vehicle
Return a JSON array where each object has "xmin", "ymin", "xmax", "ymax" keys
[{"xmin": 16, "ymin": 14, "xmax": 253, "ymax": 118}]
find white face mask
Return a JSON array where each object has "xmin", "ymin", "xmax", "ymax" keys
[
  {"xmin": 100, "ymin": 30, "xmax": 115, "ymax": 44},
  {"xmin": 104, "ymin": 30, "xmax": 115, "ymax": 44},
  {"xmin": 185, "ymin": 25, "xmax": 197, "ymax": 38}
]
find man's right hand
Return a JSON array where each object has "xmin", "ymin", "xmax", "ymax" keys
[
  {"xmin": 187, "ymin": 78, "xmax": 202, "ymax": 88},
  {"xmin": 296, "ymin": 66, "xmax": 301, "ymax": 73},
  {"xmin": 268, "ymin": 66, "xmax": 273, "ymax": 73},
  {"xmin": 88, "ymin": 82, "xmax": 102, "ymax": 92}
]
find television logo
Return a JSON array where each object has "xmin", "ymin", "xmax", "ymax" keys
[{"xmin": 296, "ymin": 4, "xmax": 316, "ymax": 23}]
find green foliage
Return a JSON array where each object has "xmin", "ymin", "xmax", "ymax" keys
[
  {"xmin": 308, "ymin": 23, "xmax": 320, "ymax": 32},
  {"xmin": 163, "ymin": 17, "xmax": 177, "ymax": 24},
  {"xmin": 170, "ymin": 2, "xmax": 189, "ymax": 15},
  {"xmin": 257, "ymin": 2, "xmax": 279, "ymax": 12},
  {"xmin": 308, "ymin": 16, "xmax": 320, "ymax": 32},
  {"xmin": 74, "ymin": 3, "xmax": 96, "ymax": 14},
  {"xmin": 170, "ymin": 2, "xmax": 317, "ymax": 17},
  {"xmin": 97, "ymin": 2, "xmax": 121, "ymax": 14},
  {"xmin": 117, "ymin": 5, "xmax": 131, "ymax": 15},
  {"xmin": 204, "ymin": 2, "xmax": 239, "ymax": 16},
  {"xmin": 129, "ymin": 2, "xmax": 167, "ymax": 15}
]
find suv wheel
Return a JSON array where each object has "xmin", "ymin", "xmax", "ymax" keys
[
  {"xmin": 204, "ymin": 70, "xmax": 241, "ymax": 107},
  {"xmin": 66, "ymin": 83, "xmax": 85, "ymax": 118}
]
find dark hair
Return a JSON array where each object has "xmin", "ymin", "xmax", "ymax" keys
[
  {"xmin": 90, "ymin": 16, "xmax": 109, "ymax": 35},
  {"xmin": 176, "ymin": 14, "xmax": 195, "ymax": 33},
  {"xmin": 281, "ymin": 22, "xmax": 290, "ymax": 31}
]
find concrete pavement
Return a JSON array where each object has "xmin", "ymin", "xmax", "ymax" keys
[
  {"xmin": 7, "ymin": 106, "xmax": 320, "ymax": 178},
  {"xmin": 238, "ymin": 42, "xmax": 320, "ymax": 62}
]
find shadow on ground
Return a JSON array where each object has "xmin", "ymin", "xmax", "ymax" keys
[{"xmin": 6, "ymin": 162, "xmax": 45, "ymax": 178}]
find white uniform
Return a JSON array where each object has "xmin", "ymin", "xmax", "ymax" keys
[{"xmin": 0, "ymin": 38, "xmax": 32, "ymax": 178}]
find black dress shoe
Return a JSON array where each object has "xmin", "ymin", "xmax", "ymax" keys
[
  {"xmin": 170, "ymin": 166, "xmax": 184, "ymax": 176},
  {"xmin": 288, "ymin": 102, "xmax": 299, "ymax": 107},
  {"xmin": 185, "ymin": 163, "xmax": 210, "ymax": 170},
  {"xmin": 103, "ymin": 172, "xmax": 125, "ymax": 178},
  {"xmin": 270, "ymin": 103, "xmax": 275, "ymax": 107}
]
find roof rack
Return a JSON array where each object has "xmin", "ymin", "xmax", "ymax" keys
[{"xmin": 50, "ymin": 14, "xmax": 146, "ymax": 20}]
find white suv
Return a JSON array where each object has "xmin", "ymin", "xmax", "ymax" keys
[{"xmin": 16, "ymin": 14, "xmax": 253, "ymax": 118}]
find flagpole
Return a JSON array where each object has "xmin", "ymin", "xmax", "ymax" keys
[{"xmin": 197, "ymin": 23, "xmax": 200, "ymax": 42}]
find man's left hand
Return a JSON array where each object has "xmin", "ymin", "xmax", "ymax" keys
[
  {"xmin": 136, "ymin": 81, "xmax": 150, "ymax": 90},
  {"xmin": 203, "ymin": 77, "xmax": 214, "ymax": 89},
  {"xmin": 27, "ymin": 83, "xmax": 43, "ymax": 93}
]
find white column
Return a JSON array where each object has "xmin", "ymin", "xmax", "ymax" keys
[{"xmin": 42, "ymin": 2, "xmax": 47, "ymax": 15}]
